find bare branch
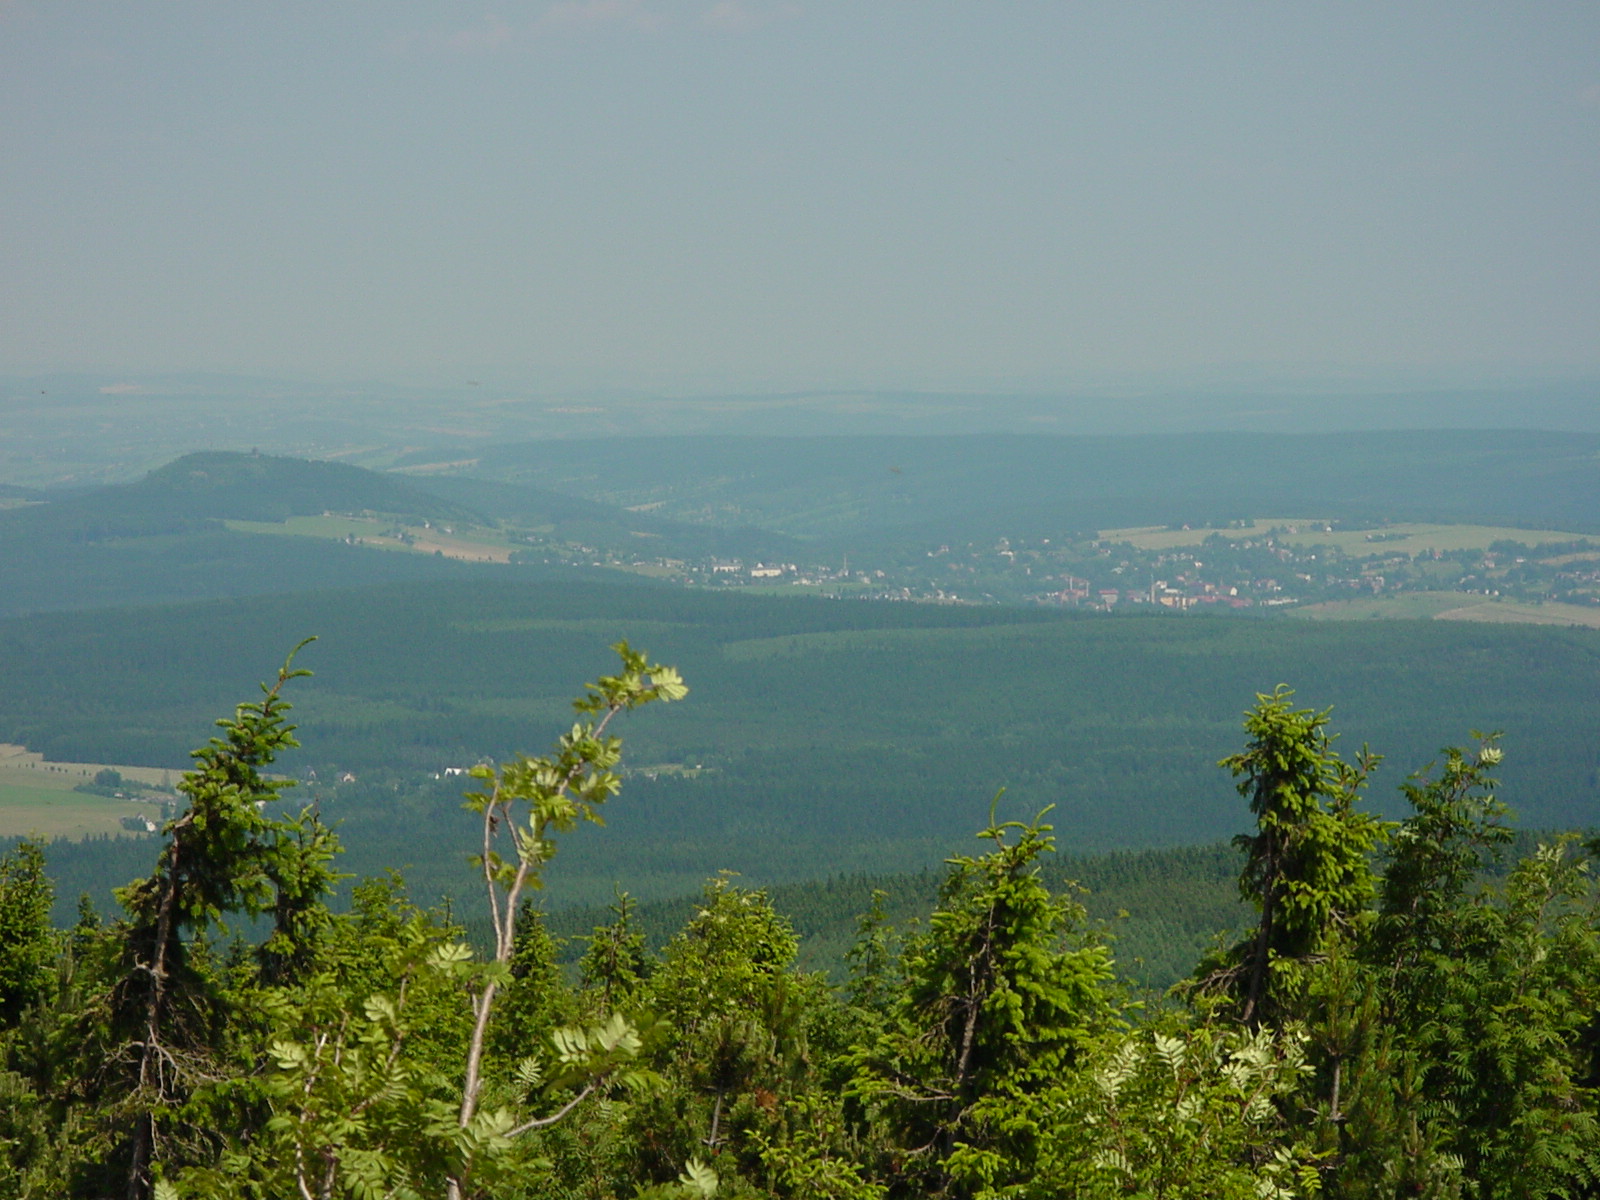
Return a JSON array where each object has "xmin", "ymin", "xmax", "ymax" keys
[{"xmin": 505, "ymin": 1081, "xmax": 601, "ymax": 1138}]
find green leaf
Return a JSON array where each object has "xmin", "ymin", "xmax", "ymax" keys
[{"xmin": 679, "ymin": 1158, "xmax": 719, "ymax": 1198}]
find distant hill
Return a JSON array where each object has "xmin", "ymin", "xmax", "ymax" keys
[
  {"xmin": 134, "ymin": 451, "xmax": 486, "ymax": 524},
  {"xmin": 0, "ymin": 450, "xmax": 806, "ymax": 618},
  {"xmin": 401, "ymin": 471, "xmax": 804, "ymax": 561},
  {"xmin": 426, "ymin": 430, "xmax": 1600, "ymax": 544},
  {"xmin": 0, "ymin": 451, "xmax": 481, "ymax": 547},
  {"xmin": 0, "ymin": 452, "xmax": 655, "ymax": 618}
]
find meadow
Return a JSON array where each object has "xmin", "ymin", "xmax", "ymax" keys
[
  {"xmin": 224, "ymin": 515, "xmax": 518, "ymax": 562},
  {"xmin": 0, "ymin": 745, "xmax": 174, "ymax": 837},
  {"xmin": 1099, "ymin": 519, "xmax": 1600, "ymax": 555},
  {"xmin": 1290, "ymin": 592, "xmax": 1600, "ymax": 627}
]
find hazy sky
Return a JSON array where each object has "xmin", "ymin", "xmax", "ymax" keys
[{"xmin": 3, "ymin": 2, "xmax": 1596, "ymax": 390}]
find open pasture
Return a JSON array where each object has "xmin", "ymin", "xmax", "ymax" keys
[
  {"xmin": 1290, "ymin": 593, "xmax": 1498, "ymax": 620},
  {"xmin": 0, "ymin": 744, "xmax": 175, "ymax": 838},
  {"xmin": 224, "ymin": 515, "xmax": 515, "ymax": 563},
  {"xmin": 1290, "ymin": 594, "xmax": 1600, "ymax": 628},
  {"xmin": 1101, "ymin": 520, "xmax": 1598, "ymax": 557},
  {"xmin": 1435, "ymin": 600, "xmax": 1600, "ymax": 628}
]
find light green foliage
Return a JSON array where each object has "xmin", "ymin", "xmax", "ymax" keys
[
  {"xmin": 0, "ymin": 842, "xmax": 64, "ymax": 1197},
  {"xmin": 203, "ymin": 643, "xmax": 686, "ymax": 1200},
  {"xmin": 16, "ymin": 624, "xmax": 1600, "ymax": 1200},
  {"xmin": 175, "ymin": 879, "xmax": 474, "ymax": 1200},
  {"xmin": 103, "ymin": 638, "xmax": 348, "ymax": 1199},
  {"xmin": 459, "ymin": 641, "xmax": 687, "ymax": 914},
  {"xmin": 620, "ymin": 877, "xmax": 831, "ymax": 1195},
  {"xmin": 1373, "ymin": 739, "xmax": 1514, "ymax": 969},
  {"xmin": 578, "ymin": 890, "xmax": 654, "ymax": 1014},
  {"xmin": 844, "ymin": 888, "xmax": 901, "ymax": 1014},
  {"xmin": 631, "ymin": 1157, "xmax": 723, "ymax": 1200},
  {"xmin": 0, "ymin": 840, "xmax": 55, "ymax": 1027},
  {"xmin": 117, "ymin": 638, "xmax": 319, "ymax": 937},
  {"xmin": 851, "ymin": 807, "xmax": 1117, "ymax": 1197},
  {"xmin": 445, "ymin": 642, "xmax": 685, "ymax": 1197},
  {"xmin": 651, "ymin": 875, "xmax": 802, "ymax": 1033},
  {"xmin": 1195, "ymin": 710, "xmax": 1600, "ymax": 1200},
  {"xmin": 1347, "ymin": 745, "xmax": 1600, "ymax": 1198},
  {"xmin": 752, "ymin": 1093, "xmax": 887, "ymax": 1200},
  {"xmin": 1200, "ymin": 687, "xmax": 1385, "ymax": 1029},
  {"xmin": 951, "ymin": 1020, "xmax": 1320, "ymax": 1199},
  {"xmin": 489, "ymin": 903, "xmax": 579, "ymax": 1067}
]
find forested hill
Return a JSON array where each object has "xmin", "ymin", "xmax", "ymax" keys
[
  {"xmin": 6, "ymin": 432, "xmax": 1600, "ymax": 619},
  {"xmin": 20, "ymin": 450, "xmax": 485, "ymax": 534},
  {"xmin": 0, "ymin": 450, "xmax": 488, "ymax": 604},
  {"xmin": 0, "ymin": 450, "xmax": 806, "ymax": 618},
  {"xmin": 0, "ymin": 451, "xmax": 664, "ymax": 617},
  {"xmin": 135, "ymin": 450, "xmax": 488, "ymax": 523},
  {"xmin": 426, "ymin": 428, "xmax": 1600, "ymax": 541}
]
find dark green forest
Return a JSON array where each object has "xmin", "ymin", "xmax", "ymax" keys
[
  {"xmin": 5, "ymin": 578, "xmax": 1598, "ymax": 907},
  {"xmin": 5, "ymin": 648, "xmax": 1600, "ymax": 1198},
  {"xmin": 27, "ymin": 832, "xmax": 1247, "ymax": 995}
]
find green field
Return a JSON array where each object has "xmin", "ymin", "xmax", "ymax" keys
[
  {"xmin": 224, "ymin": 515, "xmax": 517, "ymax": 562},
  {"xmin": 1290, "ymin": 592, "xmax": 1497, "ymax": 620},
  {"xmin": 1435, "ymin": 599, "xmax": 1600, "ymax": 628},
  {"xmin": 0, "ymin": 770, "xmax": 171, "ymax": 838},
  {"xmin": 1102, "ymin": 519, "xmax": 1599, "ymax": 556},
  {"xmin": 1291, "ymin": 592, "xmax": 1600, "ymax": 627},
  {"xmin": 0, "ymin": 745, "xmax": 180, "ymax": 837}
]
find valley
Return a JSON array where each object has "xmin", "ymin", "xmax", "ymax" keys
[{"xmin": 3, "ymin": 431, "xmax": 1598, "ymax": 920}]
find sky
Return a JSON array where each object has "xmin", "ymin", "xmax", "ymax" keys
[{"xmin": 2, "ymin": 2, "xmax": 1597, "ymax": 392}]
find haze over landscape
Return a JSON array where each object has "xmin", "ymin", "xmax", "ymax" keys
[
  {"xmin": 4, "ymin": 2, "xmax": 1598, "ymax": 392},
  {"xmin": 4, "ymin": 6, "xmax": 1600, "ymax": 1198}
]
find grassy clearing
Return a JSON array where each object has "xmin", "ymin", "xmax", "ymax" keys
[
  {"xmin": 1098, "ymin": 520, "xmax": 1334, "ymax": 550},
  {"xmin": 1289, "ymin": 593, "xmax": 1496, "ymax": 620},
  {"xmin": 1101, "ymin": 520, "xmax": 1598, "ymax": 556},
  {"xmin": 0, "ymin": 745, "xmax": 178, "ymax": 838},
  {"xmin": 1289, "ymin": 594, "xmax": 1600, "ymax": 628},
  {"xmin": 0, "ymin": 788, "xmax": 169, "ymax": 839},
  {"xmin": 1435, "ymin": 600, "xmax": 1600, "ymax": 629},
  {"xmin": 225, "ymin": 515, "xmax": 515, "ymax": 563}
]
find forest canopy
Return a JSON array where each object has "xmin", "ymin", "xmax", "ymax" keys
[{"xmin": 4, "ymin": 645, "xmax": 1600, "ymax": 1198}]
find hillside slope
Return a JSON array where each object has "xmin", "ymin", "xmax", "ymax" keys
[{"xmin": 0, "ymin": 452, "xmax": 658, "ymax": 617}]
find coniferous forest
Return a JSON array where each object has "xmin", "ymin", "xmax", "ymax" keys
[
  {"xmin": 4, "ymin": 642, "xmax": 1599, "ymax": 1199},
  {"xmin": 10, "ymin": 4, "xmax": 1600, "ymax": 1195}
]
